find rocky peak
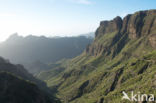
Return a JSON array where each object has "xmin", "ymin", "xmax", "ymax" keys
[{"xmin": 95, "ymin": 16, "xmax": 122, "ymax": 37}]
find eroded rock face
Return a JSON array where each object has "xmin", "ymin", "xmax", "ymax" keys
[
  {"xmin": 121, "ymin": 14, "xmax": 131, "ymax": 33},
  {"xmin": 87, "ymin": 10, "xmax": 156, "ymax": 56},
  {"xmin": 126, "ymin": 10, "xmax": 156, "ymax": 38},
  {"xmin": 95, "ymin": 16, "xmax": 122, "ymax": 37},
  {"xmin": 126, "ymin": 11, "xmax": 146, "ymax": 38}
]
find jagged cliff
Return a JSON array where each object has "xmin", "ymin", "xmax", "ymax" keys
[
  {"xmin": 86, "ymin": 10, "xmax": 156, "ymax": 57},
  {"xmin": 38, "ymin": 10, "xmax": 156, "ymax": 103}
]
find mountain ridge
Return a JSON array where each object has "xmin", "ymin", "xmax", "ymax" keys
[
  {"xmin": 38, "ymin": 9, "xmax": 156, "ymax": 103},
  {"xmin": 0, "ymin": 34, "xmax": 93, "ymax": 74},
  {"xmin": 0, "ymin": 34, "xmax": 93, "ymax": 63}
]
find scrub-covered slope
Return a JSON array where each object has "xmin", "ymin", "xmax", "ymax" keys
[
  {"xmin": 0, "ymin": 72, "xmax": 53, "ymax": 103},
  {"xmin": 0, "ymin": 57, "xmax": 60, "ymax": 103},
  {"xmin": 38, "ymin": 10, "xmax": 156, "ymax": 103}
]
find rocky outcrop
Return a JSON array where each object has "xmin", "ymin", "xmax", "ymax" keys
[
  {"xmin": 95, "ymin": 16, "xmax": 122, "ymax": 37},
  {"xmin": 126, "ymin": 10, "xmax": 156, "ymax": 38},
  {"xmin": 86, "ymin": 10, "xmax": 156, "ymax": 56}
]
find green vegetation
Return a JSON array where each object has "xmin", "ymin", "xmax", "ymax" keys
[
  {"xmin": 38, "ymin": 10, "xmax": 156, "ymax": 103},
  {"xmin": 0, "ymin": 56, "xmax": 60, "ymax": 103},
  {"xmin": 0, "ymin": 72, "xmax": 52, "ymax": 103}
]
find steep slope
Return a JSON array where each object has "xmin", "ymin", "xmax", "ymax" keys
[
  {"xmin": 0, "ymin": 57, "xmax": 59, "ymax": 103},
  {"xmin": 38, "ymin": 10, "xmax": 156, "ymax": 103},
  {"xmin": 0, "ymin": 72, "xmax": 52, "ymax": 103}
]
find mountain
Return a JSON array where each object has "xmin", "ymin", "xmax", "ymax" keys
[
  {"xmin": 37, "ymin": 10, "xmax": 156, "ymax": 103},
  {"xmin": 0, "ymin": 34, "xmax": 93, "ymax": 73},
  {"xmin": 0, "ymin": 34, "xmax": 93, "ymax": 63},
  {"xmin": 0, "ymin": 56, "xmax": 60, "ymax": 103}
]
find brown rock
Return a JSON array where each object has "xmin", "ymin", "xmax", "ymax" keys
[
  {"xmin": 95, "ymin": 16, "xmax": 122, "ymax": 37},
  {"xmin": 126, "ymin": 10, "xmax": 156, "ymax": 38},
  {"xmin": 87, "ymin": 10, "xmax": 156, "ymax": 56}
]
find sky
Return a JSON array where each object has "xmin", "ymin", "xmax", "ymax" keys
[{"xmin": 0, "ymin": 0, "xmax": 155, "ymax": 41}]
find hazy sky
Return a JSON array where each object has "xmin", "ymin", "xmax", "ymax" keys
[{"xmin": 0, "ymin": 0, "xmax": 155, "ymax": 41}]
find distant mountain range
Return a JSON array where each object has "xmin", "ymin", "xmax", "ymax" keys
[{"xmin": 0, "ymin": 34, "xmax": 93, "ymax": 73}]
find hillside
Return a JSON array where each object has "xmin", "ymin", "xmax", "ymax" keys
[
  {"xmin": 37, "ymin": 10, "xmax": 156, "ymax": 103},
  {"xmin": 0, "ymin": 72, "xmax": 53, "ymax": 103},
  {"xmin": 0, "ymin": 56, "xmax": 60, "ymax": 103}
]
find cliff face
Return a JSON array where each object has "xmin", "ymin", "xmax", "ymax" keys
[
  {"xmin": 95, "ymin": 16, "xmax": 122, "ymax": 37},
  {"xmin": 87, "ymin": 10, "xmax": 156, "ymax": 56},
  {"xmin": 126, "ymin": 10, "xmax": 156, "ymax": 38},
  {"xmin": 96, "ymin": 10, "xmax": 156, "ymax": 38}
]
